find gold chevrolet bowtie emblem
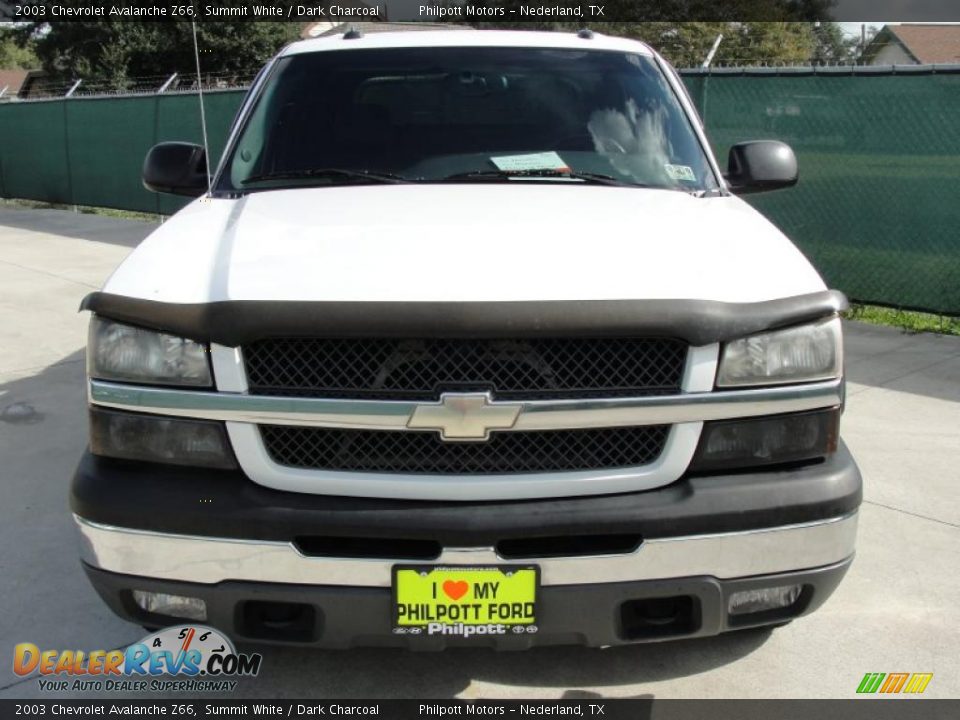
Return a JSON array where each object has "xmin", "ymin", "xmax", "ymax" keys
[{"xmin": 407, "ymin": 392, "xmax": 522, "ymax": 441}]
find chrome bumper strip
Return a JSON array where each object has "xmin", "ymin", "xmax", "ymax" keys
[
  {"xmin": 88, "ymin": 378, "xmax": 842, "ymax": 432},
  {"xmin": 75, "ymin": 512, "xmax": 858, "ymax": 588}
]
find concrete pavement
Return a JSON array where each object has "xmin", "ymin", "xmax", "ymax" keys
[{"xmin": 1, "ymin": 205, "xmax": 957, "ymax": 699}]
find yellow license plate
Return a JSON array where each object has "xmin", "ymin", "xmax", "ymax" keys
[{"xmin": 393, "ymin": 566, "xmax": 538, "ymax": 633}]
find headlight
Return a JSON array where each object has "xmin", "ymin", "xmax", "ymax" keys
[
  {"xmin": 88, "ymin": 316, "xmax": 211, "ymax": 386},
  {"xmin": 716, "ymin": 317, "xmax": 842, "ymax": 387}
]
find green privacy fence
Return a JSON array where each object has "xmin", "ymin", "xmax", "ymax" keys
[
  {"xmin": 0, "ymin": 90, "xmax": 244, "ymax": 216},
  {"xmin": 684, "ymin": 68, "xmax": 960, "ymax": 317},
  {"xmin": 1, "ymin": 69, "xmax": 958, "ymax": 315}
]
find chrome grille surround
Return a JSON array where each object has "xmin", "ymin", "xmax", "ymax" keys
[{"xmin": 88, "ymin": 343, "xmax": 843, "ymax": 500}]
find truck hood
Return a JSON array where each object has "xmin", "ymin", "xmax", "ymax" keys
[{"xmin": 104, "ymin": 184, "xmax": 825, "ymax": 304}]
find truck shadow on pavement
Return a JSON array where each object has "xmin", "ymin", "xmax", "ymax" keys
[
  {"xmin": 0, "ymin": 206, "xmax": 156, "ymax": 248},
  {"xmin": 228, "ymin": 630, "xmax": 773, "ymax": 698}
]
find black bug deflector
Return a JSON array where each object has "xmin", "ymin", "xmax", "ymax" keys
[{"xmin": 79, "ymin": 290, "xmax": 849, "ymax": 347}]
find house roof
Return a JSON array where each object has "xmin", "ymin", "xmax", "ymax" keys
[
  {"xmin": 884, "ymin": 24, "xmax": 960, "ymax": 64},
  {"xmin": 0, "ymin": 69, "xmax": 30, "ymax": 96}
]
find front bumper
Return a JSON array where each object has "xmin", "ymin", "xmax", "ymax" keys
[
  {"xmin": 82, "ymin": 559, "xmax": 853, "ymax": 649},
  {"xmin": 75, "ymin": 512, "xmax": 857, "ymax": 588},
  {"xmin": 71, "ymin": 445, "xmax": 861, "ymax": 648}
]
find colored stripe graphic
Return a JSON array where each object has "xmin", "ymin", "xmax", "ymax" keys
[
  {"xmin": 880, "ymin": 673, "xmax": 909, "ymax": 693},
  {"xmin": 903, "ymin": 673, "xmax": 933, "ymax": 694},
  {"xmin": 857, "ymin": 673, "xmax": 885, "ymax": 694},
  {"xmin": 857, "ymin": 672, "xmax": 933, "ymax": 694}
]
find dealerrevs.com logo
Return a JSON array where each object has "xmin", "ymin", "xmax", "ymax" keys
[{"xmin": 13, "ymin": 626, "xmax": 262, "ymax": 693}]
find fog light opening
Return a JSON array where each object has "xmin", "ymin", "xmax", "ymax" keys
[
  {"xmin": 132, "ymin": 590, "xmax": 207, "ymax": 621},
  {"xmin": 238, "ymin": 601, "xmax": 318, "ymax": 643},
  {"xmin": 619, "ymin": 595, "xmax": 700, "ymax": 640},
  {"xmin": 728, "ymin": 584, "xmax": 803, "ymax": 616}
]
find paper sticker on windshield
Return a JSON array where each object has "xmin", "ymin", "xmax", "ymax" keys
[
  {"xmin": 665, "ymin": 164, "xmax": 697, "ymax": 182},
  {"xmin": 491, "ymin": 152, "xmax": 570, "ymax": 173}
]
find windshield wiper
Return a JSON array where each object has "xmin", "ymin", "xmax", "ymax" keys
[
  {"xmin": 241, "ymin": 168, "xmax": 411, "ymax": 186},
  {"xmin": 436, "ymin": 169, "xmax": 646, "ymax": 187},
  {"xmin": 691, "ymin": 187, "xmax": 726, "ymax": 198}
]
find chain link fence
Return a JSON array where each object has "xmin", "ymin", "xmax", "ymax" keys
[
  {"xmin": 10, "ymin": 71, "xmax": 261, "ymax": 100},
  {"xmin": 0, "ymin": 66, "xmax": 958, "ymax": 315},
  {"xmin": 0, "ymin": 88, "xmax": 243, "ymax": 216},
  {"xmin": 685, "ymin": 66, "xmax": 960, "ymax": 316}
]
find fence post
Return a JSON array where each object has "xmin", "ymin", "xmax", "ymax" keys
[
  {"xmin": 702, "ymin": 34, "xmax": 724, "ymax": 69},
  {"xmin": 61, "ymin": 79, "xmax": 82, "ymax": 207},
  {"xmin": 157, "ymin": 73, "xmax": 178, "ymax": 94}
]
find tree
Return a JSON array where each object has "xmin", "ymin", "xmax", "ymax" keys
[
  {"xmin": 621, "ymin": 22, "xmax": 818, "ymax": 67},
  {"xmin": 810, "ymin": 22, "xmax": 865, "ymax": 64},
  {"xmin": 454, "ymin": 17, "xmax": 820, "ymax": 67},
  {"xmin": 0, "ymin": 26, "xmax": 38, "ymax": 70},
  {"xmin": 455, "ymin": 0, "xmax": 840, "ymax": 67},
  {"xmin": 13, "ymin": 20, "xmax": 299, "ymax": 89}
]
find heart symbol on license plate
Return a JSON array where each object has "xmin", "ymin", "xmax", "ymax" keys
[{"xmin": 442, "ymin": 580, "xmax": 469, "ymax": 601}]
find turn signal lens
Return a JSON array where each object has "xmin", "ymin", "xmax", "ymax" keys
[
  {"xmin": 89, "ymin": 407, "xmax": 236, "ymax": 469},
  {"xmin": 690, "ymin": 409, "xmax": 839, "ymax": 472}
]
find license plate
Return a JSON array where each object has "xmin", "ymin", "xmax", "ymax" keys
[{"xmin": 393, "ymin": 566, "xmax": 538, "ymax": 636}]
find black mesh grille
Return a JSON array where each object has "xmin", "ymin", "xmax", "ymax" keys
[
  {"xmin": 244, "ymin": 337, "xmax": 687, "ymax": 400},
  {"xmin": 260, "ymin": 425, "xmax": 670, "ymax": 475}
]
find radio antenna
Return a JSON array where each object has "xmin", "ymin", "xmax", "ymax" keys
[{"xmin": 190, "ymin": 20, "xmax": 213, "ymax": 196}]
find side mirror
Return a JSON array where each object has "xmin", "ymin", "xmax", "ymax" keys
[
  {"xmin": 142, "ymin": 142, "xmax": 208, "ymax": 196},
  {"xmin": 725, "ymin": 141, "xmax": 798, "ymax": 195}
]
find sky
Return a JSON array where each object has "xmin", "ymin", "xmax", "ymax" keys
[{"xmin": 839, "ymin": 22, "xmax": 882, "ymax": 37}]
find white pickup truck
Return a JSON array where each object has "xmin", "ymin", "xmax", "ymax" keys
[{"xmin": 73, "ymin": 29, "xmax": 860, "ymax": 648}]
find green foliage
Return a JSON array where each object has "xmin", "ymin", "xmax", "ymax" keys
[
  {"xmin": 0, "ymin": 198, "xmax": 161, "ymax": 223},
  {"xmin": 454, "ymin": 0, "xmax": 845, "ymax": 67},
  {"xmin": 846, "ymin": 305, "xmax": 960, "ymax": 336},
  {"xmin": 460, "ymin": 18, "xmax": 821, "ymax": 67},
  {"xmin": 626, "ymin": 22, "xmax": 818, "ymax": 67},
  {"xmin": 0, "ymin": 26, "xmax": 39, "ymax": 70},
  {"xmin": 810, "ymin": 22, "xmax": 877, "ymax": 64},
  {"xmin": 14, "ymin": 19, "xmax": 298, "ymax": 88}
]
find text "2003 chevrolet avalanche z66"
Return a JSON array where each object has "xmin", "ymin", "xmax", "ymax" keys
[{"xmin": 73, "ymin": 29, "xmax": 860, "ymax": 648}]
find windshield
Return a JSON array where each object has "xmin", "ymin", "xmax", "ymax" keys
[{"xmin": 221, "ymin": 46, "xmax": 719, "ymax": 193}]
